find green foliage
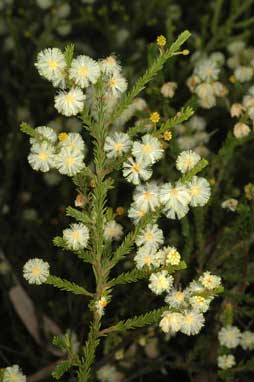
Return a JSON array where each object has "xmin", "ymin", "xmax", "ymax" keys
[
  {"xmin": 52, "ymin": 361, "xmax": 72, "ymax": 380},
  {"xmin": 46, "ymin": 275, "xmax": 93, "ymax": 297}
]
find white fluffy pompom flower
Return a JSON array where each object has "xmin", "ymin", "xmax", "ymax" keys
[
  {"xmin": 218, "ymin": 354, "xmax": 236, "ymax": 370},
  {"xmin": 135, "ymin": 223, "xmax": 164, "ymax": 250},
  {"xmin": 30, "ymin": 126, "xmax": 57, "ymax": 145},
  {"xmin": 199, "ymin": 271, "xmax": 221, "ymax": 290},
  {"xmin": 100, "ymin": 55, "xmax": 122, "ymax": 75},
  {"xmin": 104, "ymin": 132, "xmax": 132, "ymax": 159},
  {"xmin": 218, "ymin": 326, "xmax": 241, "ymax": 349},
  {"xmin": 132, "ymin": 134, "xmax": 164, "ymax": 165},
  {"xmin": 104, "ymin": 220, "xmax": 123, "ymax": 241},
  {"xmin": 180, "ymin": 310, "xmax": 205, "ymax": 336},
  {"xmin": 35, "ymin": 47, "xmax": 66, "ymax": 83},
  {"xmin": 54, "ymin": 88, "xmax": 86, "ymax": 116},
  {"xmin": 63, "ymin": 223, "xmax": 89, "ymax": 250},
  {"xmin": 28, "ymin": 142, "xmax": 56, "ymax": 173},
  {"xmin": 55, "ymin": 147, "xmax": 84, "ymax": 176},
  {"xmin": 134, "ymin": 246, "xmax": 162, "ymax": 269},
  {"xmin": 123, "ymin": 157, "xmax": 152, "ymax": 185},
  {"xmin": 160, "ymin": 182, "xmax": 191, "ymax": 220},
  {"xmin": 3, "ymin": 365, "xmax": 26, "ymax": 382},
  {"xmin": 149, "ymin": 270, "xmax": 173, "ymax": 295},
  {"xmin": 159, "ymin": 311, "xmax": 183, "ymax": 334},
  {"xmin": 176, "ymin": 150, "xmax": 201, "ymax": 174},
  {"xmin": 157, "ymin": 246, "xmax": 181, "ymax": 266},
  {"xmin": 132, "ymin": 182, "xmax": 160, "ymax": 212},
  {"xmin": 188, "ymin": 176, "xmax": 211, "ymax": 207},
  {"xmin": 69, "ymin": 55, "xmax": 100, "ymax": 88},
  {"xmin": 23, "ymin": 258, "xmax": 50, "ymax": 285},
  {"xmin": 107, "ymin": 73, "xmax": 127, "ymax": 96}
]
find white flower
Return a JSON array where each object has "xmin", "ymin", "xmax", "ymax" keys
[
  {"xmin": 195, "ymin": 82, "xmax": 214, "ymax": 99},
  {"xmin": 132, "ymin": 182, "xmax": 160, "ymax": 212},
  {"xmin": 159, "ymin": 311, "xmax": 183, "ymax": 333},
  {"xmin": 218, "ymin": 354, "xmax": 236, "ymax": 370},
  {"xmin": 149, "ymin": 270, "xmax": 173, "ymax": 295},
  {"xmin": 233, "ymin": 122, "xmax": 251, "ymax": 139},
  {"xmin": 160, "ymin": 182, "xmax": 190, "ymax": 220},
  {"xmin": 95, "ymin": 297, "xmax": 108, "ymax": 317},
  {"xmin": 199, "ymin": 94, "xmax": 216, "ymax": 109},
  {"xmin": 218, "ymin": 326, "xmax": 241, "ymax": 349},
  {"xmin": 55, "ymin": 147, "xmax": 84, "ymax": 176},
  {"xmin": 104, "ymin": 132, "xmax": 132, "ymax": 159},
  {"xmin": 23, "ymin": 258, "xmax": 49, "ymax": 285},
  {"xmin": 132, "ymin": 97, "xmax": 147, "ymax": 111},
  {"xmin": 123, "ymin": 157, "xmax": 152, "ymax": 185},
  {"xmin": 100, "ymin": 56, "xmax": 121, "ymax": 75},
  {"xmin": 194, "ymin": 59, "xmax": 220, "ymax": 81},
  {"xmin": 176, "ymin": 150, "xmax": 201, "ymax": 173},
  {"xmin": 69, "ymin": 55, "xmax": 100, "ymax": 88},
  {"xmin": 230, "ymin": 103, "xmax": 244, "ymax": 118},
  {"xmin": 128, "ymin": 203, "xmax": 147, "ymax": 223},
  {"xmin": 35, "ymin": 48, "xmax": 66, "ymax": 83},
  {"xmin": 3, "ymin": 365, "xmax": 26, "ymax": 382},
  {"xmin": 160, "ymin": 82, "xmax": 177, "ymax": 98},
  {"xmin": 104, "ymin": 220, "xmax": 123, "ymax": 241},
  {"xmin": 234, "ymin": 66, "xmax": 253, "ymax": 82},
  {"xmin": 157, "ymin": 246, "xmax": 181, "ymax": 266},
  {"xmin": 30, "ymin": 126, "xmax": 57, "ymax": 145},
  {"xmin": 107, "ymin": 73, "xmax": 127, "ymax": 96},
  {"xmin": 221, "ymin": 198, "xmax": 238, "ymax": 211},
  {"xmin": 165, "ymin": 289, "xmax": 186, "ymax": 308},
  {"xmin": 132, "ymin": 134, "xmax": 164, "ymax": 165},
  {"xmin": 59, "ymin": 132, "xmax": 86, "ymax": 153},
  {"xmin": 228, "ymin": 40, "xmax": 245, "ymax": 54},
  {"xmin": 188, "ymin": 176, "xmax": 211, "ymax": 207},
  {"xmin": 240, "ymin": 331, "xmax": 254, "ymax": 350},
  {"xmin": 134, "ymin": 246, "xmax": 161, "ymax": 269},
  {"xmin": 54, "ymin": 88, "xmax": 86, "ymax": 116},
  {"xmin": 188, "ymin": 115, "xmax": 206, "ymax": 131},
  {"xmin": 210, "ymin": 51, "xmax": 225, "ymax": 66},
  {"xmin": 180, "ymin": 311, "xmax": 205, "ymax": 335},
  {"xmin": 63, "ymin": 223, "xmax": 89, "ymax": 250},
  {"xmin": 135, "ymin": 224, "xmax": 164, "ymax": 250},
  {"xmin": 212, "ymin": 81, "xmax": 227, "ymax": 97},
  {"xmin": 186, "ymin": 280, "xmax": 204, "ymax": 295},
  {"xmin": 189, "ymin": 295, "xmax": 211, "ymax": 313},
  {"xmin": 28, "ymin": 142, "xmax": 56, "ymax": 172},
  {"xmin": 97, "ymin": 364, "xmax": 123, "ymax": 382},
  {"xmin": 199, "ymin": 271, "xmax": 221, "ymax": 290}
]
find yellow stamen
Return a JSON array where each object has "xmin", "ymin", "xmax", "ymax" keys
[
  {"xmin": 156, "ymin": 35, "xmax": 167, "ymax": 47},
  {"xmin": 38, "ymin": 151, "xmax": 49, "ymax": 161},
  {"xmin": 58, "ymin": 132, "xmax": 69, "ymax": 142},
  {"xmin": 150, "ymin": 112, "xmax": 160, "ymax": 123}
]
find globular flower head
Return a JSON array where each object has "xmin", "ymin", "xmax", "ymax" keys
[
  {"xmin": 69, "ymin": 55, "xmax": 100, "ymax": 88},
  {"xmin": 233, "ymin": 122, "xmax": 251, "ymax": 139},
  {"xmin": 30, "ymin": 126, "xmax": 57, "ymax": 145},
  {"xmin": 132, "ymin": 182, "xmax": 160, "ymax": 213},
  {"xmin": 54, "ymin": 88, "xmax": 86, "ymax": 116},
  {"xmin": 218, "ymin": 326, "xmax": 241, "ymax": 349},
  {"xmin": 104, "ymin": 220, "xmax": 123, "ymax": 241},
  {"xmin": 104, "ymin": 132, "xmax": 132, "ymax": 159},
  {"xmin": 240, "ymin": 331, "xmax": 254, "ymax": 350},
  {"xmin": 194, "ymin": 59, "xmax": 220, "ymax": 82},
  {"xmin": 157, "ymin": 246, "xmax": 181, "ymax": 266},
  {"xmin": 189, "ymin": 295, "xmax": 211, "ymax": 313},
  {"xmin": 135, "ymin": 223, "xmax": 164, "ymax": 250},
  {"xmin": 134, "ymin": 246, "xmax": 162, "ymax": 269},
  {"xmin": 165, "ymin": 288, "xmax": 186, "ymax": 308},
  {"xmin": 180, "ymin": 310, "xmax": 205, "ymax": 336},
  {"xmin": 161, "ymin": 82, "xmax": 177, "ymax": 98},
  {"xmin": 55, "ymin": 147, "xmax": 84, "ymax": 176},
  {"xmin": 199, "ymin": 271, "xmax": 221, "ymax": 290},
  {"xmin": 63, "ymin": 223, "xmax": 89, "ymax": 250},
  {"xmin": 188, "ymin": 176, "xmax": 211, "ymax": 207},
  {"xmin": 95, "ymin": 297, "xmax": 108, "ymax": 317},
  {"xmin": 123, "ymin": 157, "xmax": 152, "ymax": 185},
  {"xmin": 176, "ymin": 150, "xmax": 201, "ymax": 174},
  {"xmin": 28, "ymin": 142, "xmax": 56, "ymax": 173},
  {"xmin": 159, "ymin": 311, "xmax": 183, "ymax": 333},
  {"xmin": 132, "ymin": 134, "xmax": 164, "ymax": 165},
  {"xmin": 3, "ymin": 365, "xmax": 26, "ymax": 382},
  {"xmin": 100, "ymin": 55, "xmax": 121, "ymax": 76},
  {"xmin": 160, "ymin": 182, "xmax": 190, "ymax": 220},
  {"xmin": 149, "ymin": 270, "xmax": 173, "ymax": 295},
  {"xmin": 35, "ymin": 47, "xmax": 66, "ymax": 84},
  {"xmin": 107, "ymin": 73, "xmax": 127, "ymax": 97},
  {"xmin": 23, "ymin": 258, "xmax": 50, "ymax": 285},
  {"xmin": 218, "ymin": 354, "xmax": 236, "ymax": 370},
  {"xmin": 221, "ymin": 198, "xmax": 238, "ymax": 212}
]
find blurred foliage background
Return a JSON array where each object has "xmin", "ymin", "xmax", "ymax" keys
[{"xmin": 1, "ymin": 0, "xmax": 254, "ymax": 381}]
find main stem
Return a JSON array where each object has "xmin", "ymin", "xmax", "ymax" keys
[{"xmin": 78, "ymin": 83, "xmax": 109, "ymax": 382}]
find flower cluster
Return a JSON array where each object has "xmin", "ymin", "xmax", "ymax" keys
[
  {"xmin": 187, "ymin": 53, "xmax": 227, "ymax": 108},
  {"xmin": 28, "ymin": 128, "xmax": 86, "ymax": 176},
  {"xmin": 159, "ymin": 272, "xmax": 221, "ymax": 336},
  {"xmin": 217, "ymin": 325, "xmax": 254, "ymax": 370},
  {"xmin": 230, "ymin": 86, "xmax": 254, "ymax": 139}
]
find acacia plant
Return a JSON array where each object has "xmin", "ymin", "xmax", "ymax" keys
[{"xmin": 19, "ymin": 30, "xmax": 223, "ymax": 382}]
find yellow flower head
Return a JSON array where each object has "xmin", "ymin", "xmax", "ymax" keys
[
  {"xmin": 156, "ymin": 35, "xmax": 167, "ymax": 47},
  {"xmin": 150, "ymin": 112, "xmax": 160, "ymax": 124},
  {"xmin": 163, "ymin": 131, "xmax": 172, "ymax": 141},
  {"xmin": 229, "ymin": 75, "xmax": 236, "ymax": 84},
  {"xmin": 116, "ymin": 206, "xmax": 124, "ymax": 216},
  {"xmin": 58, "ymin": 132, "xmax": 69, "ymax": 142},
  {"xmin": 182, "ymin": 49, "xmax": 190, "ymax": 56}
]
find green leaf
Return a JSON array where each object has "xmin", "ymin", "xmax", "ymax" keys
[
  {"xmin": 66, "ymin": 206, "xmax": 91, "ymax": 225},
  {"xmin": 64, "ymin": 43, "xmax": 74, "ymax": 67},
  {"xmin": 46, "ymin": 275, "xmax": 93, "ymax": 297},
  {"xmin": 109, "ymin": 30, "xmax": 191, "ymax": 125},
  {"xmin": 156, "ymin": 106, "xmax": 194, "ymax": 135},
  {"xmin": 52, "ymin": 361, "xmax": 72, "ymax": 379}
]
